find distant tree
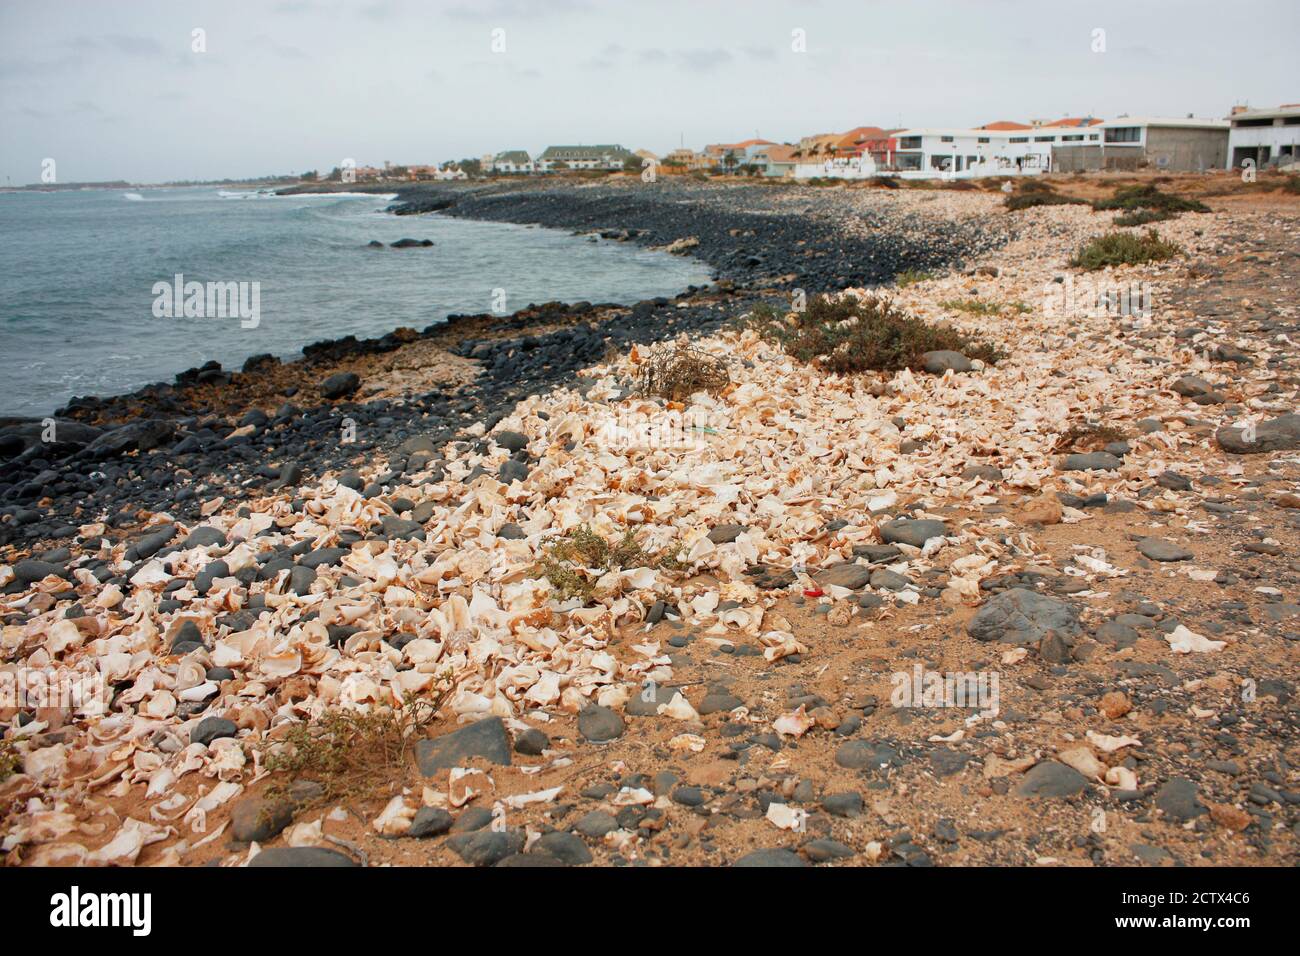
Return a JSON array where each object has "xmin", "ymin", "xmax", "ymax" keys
[
  {"xmin": 459, "ymin": 158, "xmax": 483, "ymax": 177},
  {"xmin": 300, "ymin": 170, "xmax": 318, "ymax": 181},
  {"xmin": 623, "ymin": 155, "xmax": 642, "ymax": 173}
]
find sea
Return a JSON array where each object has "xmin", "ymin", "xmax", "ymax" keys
[{"xmin": 0, "ymin": 187, "xmax": 711, "ymax": 418}]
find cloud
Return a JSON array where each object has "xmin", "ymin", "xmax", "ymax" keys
[{"xmin": 672, "ymin": 48, "xmax": 733, "ymax": 73}]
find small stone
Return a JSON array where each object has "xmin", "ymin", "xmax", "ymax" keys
[
  {"xmin": 409, "ymin": 807, "xmax": 454, "ymax": 838},
  {"xmin": 879, "ymin": 518, "xmax": 948, "ymax": 547},
  {"xmin": 191, "ymin": 716, "xmax": 237, "ymax": 747},
  {"xmin": 230, "ymin": 796, "xmax": 294, "ymax": 843},
  {"xmin": 707, "ymin": 523, "xmax": 749, "ymax": 544},
  {"xmin": 1137, "ymin": 537, "xmax": 1193, "ymax": 562},
  {"xmin": 249, "ymin": 847, "xmax": 357, "ymax": 867},
  {"xmin": 414, "ymin": 716, "xmax": 512, "ymax": 774},
  {"xmin": 513, "ymin": 727, "xmax": 549, "ymax": 756},
  {"xmin": 815, "ymin": 563, "xmax": 873, "ymax": 590},
  {"xmin": 733, "ymin": 848, "xmax": 807, "ymax": 867},
  {"xmin": 1154, "ymin": 777, "xmax": 1206, "ymax": 823},
  {"xmin": 575, "ymin": 810, "xmax": 619, "ymax": 838},
  {"xmin": 1100, "ymin": 691, "xmax": 1132, "ymax": 719},
  {"xmin": 320, "ymin": 371, "xmax": 360, "ymax": 400},
  {"xmin": 533, "ymin": 831, "xmax": 593, "ymax": 865},
  {"xmin": 578, "ymin": 705, "xmax": 625, "ymax": 743},
  {"xmin": 1014, "ymin": 761, "xmax": 1087, "ymax": 798},
  {"xmin": 447, "ymin": 830, "xmax": 525, "ymax": 867},
  {"xmin": 1062, "ymin": 452, "xmax": 1122, "ymax": 472},
  {"xmin": 802, "ymin": 839, "xmax": 855, "ymax": 862},
  {"xmin": 821, "ymin": 792, "xmax": 863, "ymax": 817},
  {"xmin": 920, "ymin": 350, "xmax": 972, "ymax": 374}
]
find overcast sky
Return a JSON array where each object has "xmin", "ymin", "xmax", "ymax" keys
[{"xmin": 1, "ymin": 0, "xmax": 1295, "ymax": 184}]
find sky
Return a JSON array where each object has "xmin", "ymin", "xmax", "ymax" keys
[{"xmin": 1, "ymin": 0, "xmax": 1296, "ymax": 184}]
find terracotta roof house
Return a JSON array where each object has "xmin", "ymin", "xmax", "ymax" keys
[
  {"xmin": 752, "ymin": 143, "xmax": 798, "ymax": 178},
  {"xmin": 979, "ymin": 120, "xmax": 1033, "ymax": 131},
  {"xmin": 833, "ymin": 126, "xmax": 899, "ymax": 166}
]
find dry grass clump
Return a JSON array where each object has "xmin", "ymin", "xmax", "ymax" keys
[
  {"xmin": 262, "ymin": 690, "xmax": 450, "ymax": 806},
  {"xmin": 941, "ymin": 298, "xmax": 1030, "ymax": 317},
  {"xmin": 1092, "ymin": 183, "xmax": 1209, "ymax": 216},
  {"xmin": 0, "ymin": 740, "xmax": 17, "ymax": 782},
  {"xmin": 1005, "ymin": 179, "xmax": 1089, "ymax": 211},
  {"xmin": 537, "ymin": 525, "xmax": 680, "ymax": 602},
  {"xmin": 895, "ymin": 268, "xmax": 934, "ymax": 288},
  {"xmin": 637, "ymin": 343, "xmax": 729, "ymax": 400},
  {"xmin": 1052, "ymin": 422, "xmax": 1127, "ymax": 453},
  {"xmin": 751, "ymin": 293, "xmax": 1005, "ymax": 374},
  {"xmin": 1070, "ymin": 229, "xmax": 1183, "ymax": 270}
]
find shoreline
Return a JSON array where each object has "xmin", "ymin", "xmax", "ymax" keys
[{"xmin": 0, "ymin": 179, "xmax": 1002, "ymax": 549}]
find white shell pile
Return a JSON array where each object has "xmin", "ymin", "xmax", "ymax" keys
[{"xmin": 2, "ymin": 194, "xmax": 1295, "ymax": 865}]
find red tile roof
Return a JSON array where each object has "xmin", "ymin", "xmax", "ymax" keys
[
  {"xmin": 979, "ymin": 120, "xmax": 1032, "ymax": 131},
  {"xmin": 1043, "ymin": 117, "xmax": 1103, "ymax": 128}
]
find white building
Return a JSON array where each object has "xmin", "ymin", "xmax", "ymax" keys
[
  {"xmin": 1093, "ymin": 117, "xmax": 1229, "ymax": 171},
  {"xmin": 490, "ymin": 150, "xmax": 535, "ymax": 174},
  {"xmin": 890, "ymin": 127, "xmax": 1064, "ymax": 178},
  {"xmin": 793, "ymin": 154, "xmax": 878, "ymax": 180},
  {"xmin": 1227, "ymin": 105, "xmax": 1300, "ymax": 169}
]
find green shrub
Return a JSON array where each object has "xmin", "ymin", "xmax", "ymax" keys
[
  {"xmin": 1092, "ymin": 184, "xmax": 1209, "ymax": 215},
  {"xmin": 1005, "ymin": 181, "xmax": 1089, "ymax": 211},
  {"xmin": 751, "ymin": 293, "xmax": 1004, "ymax": 375},
  {"xmin": 536, "ymin": 526, "xmax": 680, "ymax": 602},
  {"xmin": 895, "ymin": 269, "xmax": 934, "ymax": 288},
  {"xmin": 1070, "ymin": 229, "xmax": 1183, "ymax": 270},
  {"xmin": 1113, "ymin": 208, "xmax": 1175, "ymax": 227},
  {"xmin": 940, "ymin": 298, "xmax": 1025, "ymax": 316}
]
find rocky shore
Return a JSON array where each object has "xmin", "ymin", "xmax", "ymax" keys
[
  {"xmin": 3, "ymin": 177, "xmax": 1299, "ymax": 869},
  {"xmin": 0, "ymin": 179, "xmax": 1005, "ymax": 550}
]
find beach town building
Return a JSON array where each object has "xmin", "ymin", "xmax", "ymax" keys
[
  {"xmin": 1226, "ymin": 104, "xmax": 1300, "ymax": 169},
  {"xmin": 535, "ymin": 145, "xmax": 635, "ymax": 171},
  {"xmin": 1051, "ymin": 116, "xmax": 1228, "ymax": 172},
  {"xmin": 752, "ymin": 144, "xmax": 799, "ymax": 178},
  {"xmin": 489, "ymin": 150, "xmax": 535, "ymax": 174},
  {"xmin": 662, "ymin": 148, "xmax": 704, "ymax": 169},
  {"xmin": 888, "ymin": 126, "xmax": 1057, "ymax": 177}
]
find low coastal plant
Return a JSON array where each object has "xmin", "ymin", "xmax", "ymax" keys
[
  {"xmin": 1004, "ymin": 180, "xmax": 1089, "ymax": 211},
  {"xmin": 262, "ymin": 690, "xmax": 450, "ymax": 807},
  {"xmin": 895, "ymin": 269, "xmax": 934, "ymax": 288},
  {"xmin": 940, "ymin": 298, "xmax": 1032, "ymax": 317},
  {"xmin": 751, "ymin": 293, "xmax": 1004, "ymax": 375},
  {"xmin": 0, "ymin": 740, "xmax": 17, "ymax": 782},
  {"xmin": 1113, "ymin": 208, "xmax": 1174, "ymax": 227},
  {"xmin": 537, "ymin": 526, "xmax": 681, "ymax": 602},
  {"xmin": 1092, "ymin": 183, "xmax": 1208, "ymax": 216},
  {"xmin": 636, "ymin": 343, "xmax": 730, "ymax": 401},
  {"xmin": 1070, "ymin": 229, "xmax": 1183, "ymax": 270}
]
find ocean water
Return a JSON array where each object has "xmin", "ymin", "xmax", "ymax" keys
[{"xmin": 0, "ymin": 188, "xmax": 711, "ymax": 417}]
